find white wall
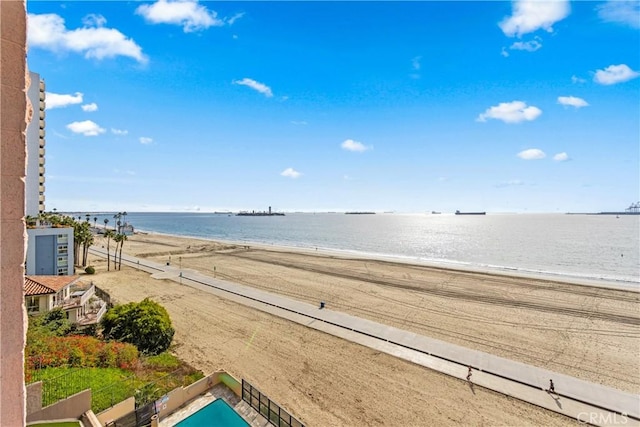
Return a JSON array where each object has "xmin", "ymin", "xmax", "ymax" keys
[{"xmin": 25, "ymin": 71, "xmax": 43, "ymax": 218}]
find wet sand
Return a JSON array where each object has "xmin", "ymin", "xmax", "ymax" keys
[{"xmin": 88, "ymin": 232, "xmax": 640, "ymax": 426}]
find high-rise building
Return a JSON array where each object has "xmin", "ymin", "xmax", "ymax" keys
[
  {"xmin": 24, "ymin": 71, "xmax": 74, "ymax": 275},
  {"xmin": 26, "ymin": 71, "xmax": 46, "ymax": 217}
]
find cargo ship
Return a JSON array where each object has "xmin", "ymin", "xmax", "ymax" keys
[{"xmin": 455, "ymin": 210, "xmax": 486, "ymax": 215}]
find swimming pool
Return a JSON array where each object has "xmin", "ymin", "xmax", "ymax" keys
[{"xmin": 174, "ymin": 399, "xmax": 249, "ymax": 427}]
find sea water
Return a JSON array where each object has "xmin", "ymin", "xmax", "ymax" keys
[{"xmin": 94, "ymin": 212, "xmax": 639, "ymax": 286}]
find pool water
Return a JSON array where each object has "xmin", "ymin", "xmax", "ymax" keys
[{"xmin": 174, "ymin": 399, "xmax": 249, "ymax": 427}]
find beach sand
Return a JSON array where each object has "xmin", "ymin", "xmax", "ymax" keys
[{"xmin": 88, "ymin": 232, "xmax": 640, "ymax": 426}]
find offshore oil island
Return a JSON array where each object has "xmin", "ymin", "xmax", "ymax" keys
[
  {"xmin": 236, "ymin": 206, "xmax": 285, "ymax": 216},
  {"xmin": 567, "ymin": 202, "xmax": 640, "ymax": 215}
]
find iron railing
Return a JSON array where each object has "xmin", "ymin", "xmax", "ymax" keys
[{"xmin": 242, "ymin": 379, "xmax": 305, "ymax": 427}]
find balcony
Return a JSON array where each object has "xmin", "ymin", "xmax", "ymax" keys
[
  {"xmin": 57, "ymin": 283, "xmax": 108, "ymax": 326},
  {"xmin": 39, "ymin": 110, "xmax": 45, "ymax": 120},
  {"xmin": 39, "ymin": 119, "xmax": 45, "ymax": 129},
  {"xmin": 39, "ymin": 194, "xmax": 45, "ymax": 203},
  {"xmin": 39, "ymin": 128, "xmax": 45, "ymax": 138},
  {"xmin": 39, "ymin": 100, "xmax": 45, "ymax": 111},
  {"xmin": 39, "ymin": 147, "xmax": 45, "ymax": 157},
  {"xmin": 39, "ymin": 137, "xmax": 45, "ymax": 148},
  {"xmin": 39, "ymin": 166, "xmax": 45, "ymax": 175}
]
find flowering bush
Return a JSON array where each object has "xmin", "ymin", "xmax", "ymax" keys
[{"xmin": 26, "ymin": 335, "xmax": 138, "ymax": 372}]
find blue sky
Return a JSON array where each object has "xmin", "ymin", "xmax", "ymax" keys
[{"xmin": 26, "ymin": 0, "xmax": 639, "ymax": 213}]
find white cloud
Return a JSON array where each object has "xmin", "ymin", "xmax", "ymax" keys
[
  {"xmin": 477, "ymin": 101, "xmax": 542, "ymax": 123},
  {"xmin": 139, "ymin": 137, "xmax": 153, "ymax": 144},
  {"xmin": 495, "ymin": 179, "xmax": 524, "ymax": 188},
  {"xmin": 501, "ymin": 47, "xmax": 510, "ymax": 57},
  {"xmin": 45, "ymin": 91, "xmax": 83, "ymax": 109},
  {"xmin": 28, "ymin": 13, "xmax": 147, "ymax": 63},
  {"xmin": 412, "ymin": 56, "xmax": 421, "ymax": 71},
  {"xmin": 571, "ymin": 75, "xmax": 586, "ymax": 84},
  {"xmin": 82, "ymin": 14, "xmax": 106, "ymax": 27},
  {"xmin": 557, "ymin": 96, "xmax": 588, "ymax": 108},
  {"xmin": 114, "ymin": 169, "xmax": 136, "ymax": 176},
  {"xmin": 597, "ymin": 1, "xmax": 640, "ymax": 28},
  {"xmin": 499, "ymin": 0, "xmax": 570, "ymax": 37},
  {"xmin": 509, "ymin": 39, "xmax": 542, "ymax": 52},
  {"xmin": 66, "ymin": 120, "xmax": 106, "ymax": 136},
  {"xmin": 136, "ymin": 0, "xmax": 224, "ymax": 32},
  {"xmin": 593, "ymin": 64, "xmax": 639, "ymax": 85},
  {"xmin": 111, "ymin": 128, "xmax": 128, "ymax": 135},
  {"xmin": 341, "ymin": 139, "xmax": 372, "ymax": 152},
  {"xmin": 553, "ymin": 152, "xmax": 570, "ymax": 161},
  {"xmin": 281, "ymin": 168, "xmax": 301, "ymax": 179},
  {"xmin": 81, "ymin": 102, "xmax": 98, "ymax": 112},
  {"xmin": 517, "ymin": 148, "xmax": 546, "ymax": 160},
  {"xmin": 227, "ymin": 12, "xmax": 245, "ymax": 26},
  {"xmin": 233, "ymin": 78, "xmax": 273, "ymax": 97}
]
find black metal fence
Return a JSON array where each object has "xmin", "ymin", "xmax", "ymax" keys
[
  {"xmin": 242, "ymin": 380, "xmax": 305, "ymax": 427},
  {"xmin": 28, "ymin": 367, "xmax": 93, "ymax": 408},
  {"xmin": 105, "ymin": 402, "xmax": 156, "ymax": 427}
]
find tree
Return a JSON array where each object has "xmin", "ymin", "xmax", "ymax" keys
[
  {"xmin": 103, "ymin": 218, "xmax": 109, "ymax": 230},
  {"xmin": 104, "ymin": 229, "xmax": 114, "ymax": 271},
  {"xmin": 113, "ymin": 212, "xmax": 122, "ymax": 233},
  {"xmin": 93, "ymin": 216, "xmax": 98, "ymax": 228},
  {"xmin": 115, "ymin": 233, "xmax": 127, "ymax": 270},
  {"xmin": 101, "ymin": 298, "xmax": 175, "ymax": 355}
]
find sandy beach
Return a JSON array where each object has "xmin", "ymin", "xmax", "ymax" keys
[{"xmin": 87, "ymin": 232, "xmax": 640, "ymax": 426}]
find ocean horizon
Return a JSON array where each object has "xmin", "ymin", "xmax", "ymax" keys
[{"xmin": 85, "ymin": 212, "xmax": 640, "ymax": 287}]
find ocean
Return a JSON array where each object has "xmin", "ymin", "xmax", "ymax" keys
[{"xmin": 93, "ymin": 212, "xmax": 639, "ymax": 286}]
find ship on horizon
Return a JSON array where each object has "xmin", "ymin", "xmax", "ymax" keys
[
  {"xmin": 237, "ymin": 206, "xmax": 285, "ymax": 216},
  {"xmin": 455, "ymin": 210, "xmax": 486, "ymax": 215}
]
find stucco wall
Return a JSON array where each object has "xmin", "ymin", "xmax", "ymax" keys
[
  {"xmin": 26, "ymin": 390, "xmax": 91, "ymax": 423},
  {"xmin": 0, "ymin": 0, "xmax": 28, "ymax": 425},
  {"xmin": 96, "ymin": 397, "xmax": 135, "ymax": 426}
]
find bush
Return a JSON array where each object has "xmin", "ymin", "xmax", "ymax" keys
[
  {"xmin": 85, "ymin": 266, "xmax": 96, "ymax": 274},
  {"xmin": 101, "ymin": 298, "xmax": 175, "ymax": 356}
]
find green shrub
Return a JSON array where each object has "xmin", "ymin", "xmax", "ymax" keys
[
  {"xmin": 85, "ymin": 266, "xmax": 96, "ymax": 274},
  {"xmin": 101, "ymin": 298, "xmax": 175, "ymax": 356}
]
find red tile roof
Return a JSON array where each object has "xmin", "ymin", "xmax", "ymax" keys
[{"xmin": 24, "ymin": 275, "xmax": 80, "ymax": 296}]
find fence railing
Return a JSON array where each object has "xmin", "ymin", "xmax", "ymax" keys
[
  {"xmin": 242, "ymin": 380, "xmax": 305, "ymax": 427},
  {"xmin": 29, "ymin": 367, "xmax": 93, "ymax": 408}
]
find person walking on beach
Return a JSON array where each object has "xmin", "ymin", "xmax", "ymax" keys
[
  {"xmin": 466, "ymin": 366, "xmax": 472, "ymax": 382},
  {"xmin": 548, "ymin": 379, "xmax": 555, "ymax": 394}
]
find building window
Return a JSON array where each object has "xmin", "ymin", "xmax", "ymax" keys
[
  {"xmin": 57, "ymin": 268, "xmax": 67, "ymax": 275},
  {"xmin": 57, "ymin": 234, "xmax": 68, "ymax": 244},
  {"xmin": 57, "ymin": 257, "xmax": 68, "ymax": 267},
  {"xmin": 27, "ymin": 297, "xmax": 40, "ymax": 313},
  {"xmin": 58, "ymin": 245, "xmax": 68, "ymax": 255}
]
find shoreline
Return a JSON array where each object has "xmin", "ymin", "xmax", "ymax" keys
[
  {"xmin": 88, "ymin": 230, "xmax": 640, "ymax": 424},
  {"xmin": 132, "ymin": 227, "xmax": 640, "ymax": 292}
]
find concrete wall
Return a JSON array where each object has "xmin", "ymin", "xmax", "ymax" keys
[
  {"xmin": 26, "ymin": 389, "xmax": 91, "ymax": 424},
  {"xmin": 155, "ymin": 371, "xmax": 242, "ymax": 419},
  {"xmin": 26, "ymin": 382, "xmax": 43, "ymax": 416},
  {"xmin": 0, "ymin": 1, "xmax": 28, "ymax": 425},
  {"xmin": 96, "ymin": 397, "xmax": 135, "ymax": 426}
]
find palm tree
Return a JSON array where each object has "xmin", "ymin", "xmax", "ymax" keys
[
  {"xmin": 113, "ymin": 212, "xmax": 122, "ymax": 233},
  {"xmin": 104, "ymin": 229, "xmax": 114, "ymax": 271},
  {"xmin": 103, "ymin": 218, "xmax": 109, "ymax": 230},
  {"xmin": 93, "ymin": 217, "xmax": 98, "ymax": 228},
  {"xmin": 115, "ymin": 233, "xmax": 128, "ymax": 270}
]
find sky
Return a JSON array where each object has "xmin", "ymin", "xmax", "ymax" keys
[{"xmin": 26, "ymin": 0, "xmax": 640, "ymax": 213}]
